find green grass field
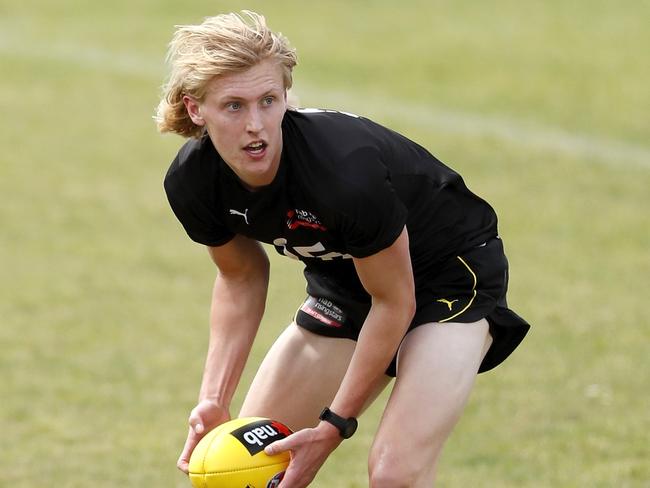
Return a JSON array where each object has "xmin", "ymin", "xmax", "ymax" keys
[{"xmin": 1, "ymin": 0, "xmax": 648, "ymax": 486}]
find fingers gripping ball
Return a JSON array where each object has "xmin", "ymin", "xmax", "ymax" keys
[{"xmin": 189, "ymin": 417, "xmax": 292, "ymax": 488}]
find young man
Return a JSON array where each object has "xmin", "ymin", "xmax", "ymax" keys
[{"xmin": 157, "ymin": 11, "xmax": 530, "ymax": 487}]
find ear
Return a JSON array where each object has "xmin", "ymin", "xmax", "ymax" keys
[{"xmin": 182, "ymin": 95, "xmax": 205, "ymax": 126}]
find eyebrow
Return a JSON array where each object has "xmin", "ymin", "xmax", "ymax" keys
[{"xmin": 216, "ymin": 88, "xmax": 280, "ymax": 103}]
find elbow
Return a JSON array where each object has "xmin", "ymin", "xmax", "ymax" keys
[
  {"xmin": 382, "ymin": 289, "xmax": 415, "ymax": 331},
  {"xmin": 404, "ymin": 292, "xmax": 416, "ymax": 325}
]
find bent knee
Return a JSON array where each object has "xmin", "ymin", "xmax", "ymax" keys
[
  {"xmin": 369, "ymin": 464, "xmax": 415, "ymax": 488},
  {"xmin": 368, "ymin": 448, "xmax": 438, "ymax": 488}
]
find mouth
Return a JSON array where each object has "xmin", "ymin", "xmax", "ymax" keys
[{"xmin": 244, "ymin": 140, "xmax": 268, "ymax": 156}]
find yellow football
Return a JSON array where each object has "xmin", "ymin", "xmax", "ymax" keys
[{"xmin": 188, "ymin": 417, "xmax": 292, "ymax": 488}]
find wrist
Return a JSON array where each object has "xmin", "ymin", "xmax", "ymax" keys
[
  {"xmin": 198, "ymin": 387, "xmax": 232, "ymax": 406},
  {"xmin": 315, "ymin": 421, "xmax": 345, "ymax": 451},
  {"xmin": 317, "ymin": 419, "xmax": 341, "ymax": 438},
  {"xmin": 198, "ymin": 396, "xmax": 227, "ymax": 407},
  {"xmin": 319, "ymin": 407, "xmax": 358, "ymax": 439}
]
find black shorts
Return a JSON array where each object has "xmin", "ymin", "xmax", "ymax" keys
[{"xmin": 294, "ymin": 237, "xmax": 530, "ymax": 377}]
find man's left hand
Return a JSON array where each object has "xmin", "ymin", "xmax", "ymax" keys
[{"xmin": 264, "ymin": 422, "xmax": 342, "ymax": 488}]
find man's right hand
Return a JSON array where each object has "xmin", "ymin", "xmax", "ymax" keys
[{"xmin": 177, "ymin": 399, "xmax": 231, "ymax": 474}]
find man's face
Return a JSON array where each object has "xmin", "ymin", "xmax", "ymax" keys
[{"xmin": 185, "ymin": 59, "xmax": 288, "ymax": 190}]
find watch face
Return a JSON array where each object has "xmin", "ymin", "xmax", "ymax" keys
[{"xmin": 342, "ymin": 418, "xmax": 358, "ymax": 439}]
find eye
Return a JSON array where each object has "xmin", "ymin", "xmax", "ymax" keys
[
  {"xmin": 262, "ymin": 96, "xmax": 274, "ymax": 106},
  {"xmin": 226, "ymin": 101, "xmax": 241, "ymax": 111}
]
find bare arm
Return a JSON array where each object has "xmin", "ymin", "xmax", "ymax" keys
[
  {"xmin": 177, "ymin": 234, "xmax": 269, "ymax": 473},
  {"xmin": 199, "ymin": 234, "xmax": 270, "ymax": 405},
  {"xmin": 266, "ymin": 227, "xmax": 416, "ymax": 487},
  {"xmin": 329, "ymin": 226, "xmax": 416, "ymax": 420}
]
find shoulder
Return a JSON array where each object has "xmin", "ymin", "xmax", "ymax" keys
[
  {"xmin": 162, "ymin": 134, "xmax": 222, "ymax": 226},
  {"xmin": 162, "ymin": 135, "xmax": 235, "ymax": 246},
  {"xmin": 283, "ymin": 108, "xmax": 390, "ymax": 148},
  {"xmin": 283, "ymin": 109, "xmax": 392, "ymax": 179},
  {"xmin": 283, "ymin": 108, "xmax": 427, "ymax": 180},
  {"xmin": 286, "ymin": 112, "xmax": 407, "ymax": 217},
  {"xmin": 284, "ymin": 110, "xmax": 396, "ymax": 199},
  {"xmin": 164, "ymin": 134, "xmax": 218, "ymax": 198},
  {"xmin": 164, "ymin": 134, "xmax": 214, "ymax": 183}
]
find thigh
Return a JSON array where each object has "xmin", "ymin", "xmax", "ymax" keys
[
  {"xmin": 370, "ymin": 320, "xmax": 492, "ymax": 481},
  {"xmin": 239, "ymin": 323, "xmax": 390, "ymax": 431}
]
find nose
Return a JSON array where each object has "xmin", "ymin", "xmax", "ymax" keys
[{"xmin": 246, "ymin": 107, "xmax": 263, "ymax": 134}]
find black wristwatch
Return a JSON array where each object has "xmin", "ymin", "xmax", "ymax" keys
[{"xmin": 319, "ymin": 407, "xmax": 358, "ymax": 439}]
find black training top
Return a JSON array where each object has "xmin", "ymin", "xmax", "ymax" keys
[{"xmin": 164, "ymin": 109, "xmax": 498, "ymax": 299}]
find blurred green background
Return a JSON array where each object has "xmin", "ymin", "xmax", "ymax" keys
[{"xmin": 1, "ymin": 0, "xmax": 648, "ymax": 486}]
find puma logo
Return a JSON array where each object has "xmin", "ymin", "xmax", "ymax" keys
[
  {"xmin": 229, "ymin": 208, "xmax": 249, "ymax": 225},
  {"xmin": 437, "ymin": 298, "xmax": 459, "ymax": 311}
]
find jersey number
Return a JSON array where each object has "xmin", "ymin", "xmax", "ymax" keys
[{"xmin": 273, "ymin": 239, "xmax": 352, "ymax": 261}]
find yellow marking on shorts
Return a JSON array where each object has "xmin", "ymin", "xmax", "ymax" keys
[
  {"xmin": 439, "ymin": 256, "xmax": 477, "ymax": 323},
  {"xmin": 437, "ymin": 298, "xmax": 459, "ymax": 310}
]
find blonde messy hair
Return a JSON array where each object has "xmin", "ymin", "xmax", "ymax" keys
[{"xmin": 155, "ymin": 11, "xmax": 297, "ymax": 139}]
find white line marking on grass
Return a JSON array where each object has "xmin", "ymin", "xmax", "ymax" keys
[
  {"xmin": 4, "ymin": 42, "xmax": 165, "ymax": 79},
  {"xmin": 296, "ymin": 86, "xmax": 650, "ymax": 170},
  {"xmin": 3, "ymin": 40, "xmax": 649, "ymax": 170}
]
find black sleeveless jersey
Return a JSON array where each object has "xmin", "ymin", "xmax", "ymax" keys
[{"xmin": 164, "ymin": 109, "xmax": 499, "ymax": 298}]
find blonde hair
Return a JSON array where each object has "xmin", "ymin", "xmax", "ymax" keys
[{"xmin": 155, "ymin": 11, "xmax": 297, "ymax": 139}]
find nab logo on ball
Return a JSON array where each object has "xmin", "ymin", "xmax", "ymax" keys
[{"xmin": 231, "ymin": 419, "xmax": 291, "ymax": 456}]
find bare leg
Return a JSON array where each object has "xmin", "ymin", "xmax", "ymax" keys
[
  {"xmin": 240, "ymin": 323, "xmax": 391, "ymax": 431},
  {"xmin": 368, "ymin": 320, "xmax": 492, "ymax": 487}
]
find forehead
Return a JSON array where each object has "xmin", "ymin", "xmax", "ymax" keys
[{"xmin": 206, "ymin": 59, "xmax": 285, "ymax": 100}]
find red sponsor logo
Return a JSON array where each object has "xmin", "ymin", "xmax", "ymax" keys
[
  {"xmin": 287, "ymin": 209, "xmax": 327, "ymax": 231},
  {"xmin": 301, "ymin": 305, "xmax": 342, "ymax": 328}
]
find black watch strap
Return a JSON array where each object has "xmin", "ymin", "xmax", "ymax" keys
[{"xmin": 319, "ymin": 407, "xmax": 358, "ymax": 439}]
